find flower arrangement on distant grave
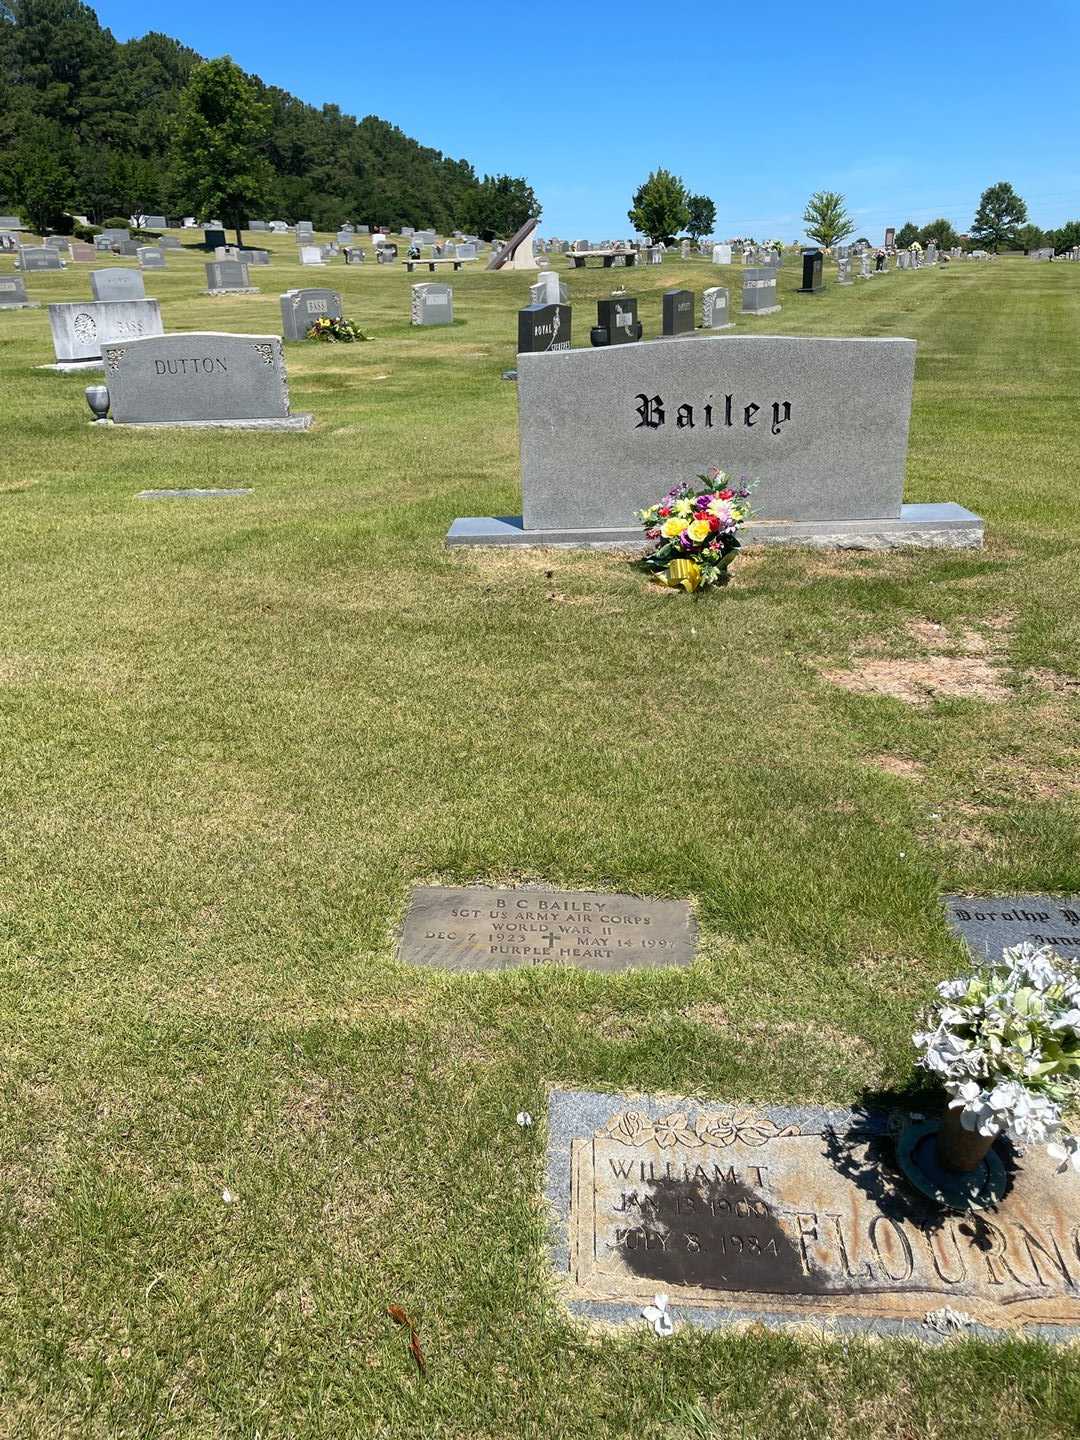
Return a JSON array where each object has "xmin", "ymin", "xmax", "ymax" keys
[
  {"xmin": 306, "ymin": 315, "xmax": 367, "ymax": 343},
  {"xmin": 904, "ymin": 943, "xmax": 1080, "ymax": 1206},
  {"xmin": 637, "ymin": 468, "xmax": 753, "ymax": 593}
]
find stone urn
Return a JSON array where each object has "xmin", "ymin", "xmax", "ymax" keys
[{"xmin": 85, "ymin": 384, "xmax": 110, "ymax": 422}]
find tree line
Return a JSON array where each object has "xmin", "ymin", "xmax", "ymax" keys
[{"xmin": 0, "ymin": 0, "xmax": 539, "ymax": 237}]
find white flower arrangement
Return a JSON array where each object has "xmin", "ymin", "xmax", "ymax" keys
[{"xmin": 913, "ymin": 942, "xmax": 1080, "ymax": 1171}]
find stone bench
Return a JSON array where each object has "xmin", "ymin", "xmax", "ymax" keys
[
  {"xmin": 566, "ymin": 251, "xmax": 639, "ymax": 269},
  {"xmin": 403, "ymin": 258, "xmax": 467, "ymax": 272}
]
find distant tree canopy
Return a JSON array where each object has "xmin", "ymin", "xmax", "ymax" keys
[
  {"xmin": 685, "ymin": 194, "xmax": 716, "ymax": 240},
  {"xmin": 1049, "ymin": 219, "xmax": 1080, "ymax": 254},
  {"xmin": 172, "ymin": 58, "xmax": 272, "ymax": 245},
  {"xmin": 894, "ymin": 221, "xmax": 919, "ymax": 248},
  {"xmin": 918, "ymin": 217, "xmax": 959, "ymax": 249},
  {"xmin": 628, "ymin": 169, "xmax": 689, "ymax": 245},
  {"xmin": 0, "ymin": 0, "xmax": 531, "ymax": 230},
  {"xmin": 971, "ymin": 181, "xmax": 1028, "ymax": 252},
  {"xmin": 457, "ymin": 175, "xmax": 540, "ymax": 242},
  {"xmin": 802, "ymin": 191, "xmax": 854, "ymax": 248}
]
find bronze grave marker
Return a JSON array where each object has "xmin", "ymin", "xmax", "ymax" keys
[
  {"xmin": 399, "ymin": 886, "xmax": 696, "ymax": 973},
  {"xmin": 546, "ymin": 1089, "xmax": 1080, "ymax": 1337}
]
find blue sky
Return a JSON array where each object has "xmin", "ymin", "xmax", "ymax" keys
[{"xmin": 97, "ymin": 0, "xmax": 1080, "ymax": 240}]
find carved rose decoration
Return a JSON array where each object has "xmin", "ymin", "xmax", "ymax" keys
[{"xmin": 602, "ymin": 1109, "xmax": 800, "ymax": 1148}]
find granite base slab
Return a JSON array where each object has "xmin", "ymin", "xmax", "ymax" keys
[
  {"xmin": 447, "ymin": 504, "xmax": 984, "ymax": 551},
  {"xmin": 0, "ymin": 301, "xmax": 40, "ymax": 309},
  {"xmin": 204, "ymin": 287, "xmax": 260, "ymax": 296},
  {"xmin": 742, "ymin": 304, "xmax": 782, "ymax": 316},
  {"xmin": 111, "ymin": 413, "xmax": 313, "ymax": 431},
  {"xmin": 38, "ymin": 359, "xmax": 104, "ymax": 373}
]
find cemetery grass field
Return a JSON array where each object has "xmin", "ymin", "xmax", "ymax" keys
[{"xmin": 2, "ymin": 238, "xmax": 1080, "ymax": 1439}]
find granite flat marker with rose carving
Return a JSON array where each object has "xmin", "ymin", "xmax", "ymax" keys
[
  {"xmin": 97, "ymin": 333, "xmax": 313, "ymax": 429},
  {"xmin": 546, "ymin": 1088, "xmax": 1080, "ymax": 1338},
  {"xmin": 447, "ymin": 334, "xmax": 982, "ymax": 550}
]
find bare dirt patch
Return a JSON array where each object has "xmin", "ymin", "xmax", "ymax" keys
[
  {"xmin": 824, "ymin": 657, "xmax": 1010, "ymax": 705},
  {"xmin": 1027, "ymin": 667, "xmax": 1080, "ymax": 696},
  {"xmin": 866, "ymin": 754, "xmax": 927, "ymax": 780}
]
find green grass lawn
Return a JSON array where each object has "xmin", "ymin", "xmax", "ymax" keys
[{"xmin": 1, "ymin": 236, "xmax": 1079, "ymax": 1438}]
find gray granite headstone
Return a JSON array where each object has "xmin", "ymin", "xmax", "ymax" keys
[
  {"xmin": 943, "ymin": 895, "xmax": 1080, "ymax": 961},
  {"xmin": 410, "ymin": 282, "xmax": 453, "ymax": 325},
  {"xmin": 102, "ymin": 332, "xmax": 311, "ymax": 429},
  {"xmin": 48, "ymin": 299, "xmax": 163, "ymax": 363},
  {"xmin": 399, "ymin": 886, "xmax": 696, "ymax": 971},
  {"xmin": 144, "ymin": 215, "xmax": 167, "ymax": 229},
  {"xmin": 90, "ymin": 268, "xmax": 146, "ymax": 301},
  {"xmin": 516, "ymin": 335, "xmax": 915, "ymax": 527},
  {"xmin": 0, "ymin": 274, "xmax": 34, "ymax": 308},
  {"xmin": 701, "ymin": 286, "xmax": 734, "ymax": 330},
  {"xmin": 205, "ymin": 260, "xmax": 257, "ymax": 293},
  {"xmin": 545, "ymin": 1087, "xmax": 1080, "ymax": 1337},
  {"xmin": 101, "ymin": 228, "xmax": 131, "ymax": 245},
  {"xmin": 19, "ymin": 246, "xmax": 63, "ymax": 271},
  {"xmin": 741, "ymin": 267, "xmax": 780, "ymax": 315},
  {"xmin": 298, "ymin": 244, "xmax": 325, "ymax": 266},
  {"xmin": 279, "ymin": 287, "xmax": 343, "ymax": 341}
]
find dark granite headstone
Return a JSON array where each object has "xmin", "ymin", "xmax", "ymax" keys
[
  {"xmin": 943, "ymin": 895, "xmax": 1080, "ymax": 961},
  {"xmin": 399, "ymin": 886, "xmax": 696, "ymax": 972},
  {"xmin": 203, "ymin": 227, "xmax": 227, "ymax": 251},
  {"xmin": 590, "ymin": 296, "xmax": 642, "ymax": 346},
  {"xmin": 662, "ymin": 288, "xmax": 695, "ymax": 337},
  {"xmin": 797, "ymin": 248, "xmax": 824, "ymax": 293},
  {"xmin": 517, "ymin": 303, "xmax": 571, "ymax": 354}
]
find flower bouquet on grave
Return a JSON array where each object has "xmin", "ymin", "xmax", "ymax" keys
[
  {"xmin": 900, "ymin": 943, "xmax": 1080, "ymax": 1210},
  {"xmin": 306, "ymin": 315, "xmax": 367, "ymax": 343},
  {"xmin": 637, "ymin": 468, "xmax": 753, "ymax": 593}
]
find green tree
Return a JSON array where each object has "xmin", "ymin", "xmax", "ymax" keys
[
  {"xmin": 1015, "ymin": 222, "xmax": 1046, "ymax": 252},
  {"xmin": 918, "ymin": 217, "xmax": 959, "ymax": 249},
  {"xmin": 171, "ymin": 56, "xmax": 272, "ymax": 245},
  {"xmin": 457, "ymin": 174, "xmax": 539, "ymax": 241},
  {"xmin": 628, "ymin": 168, "xmax": 689, "ymax": 245},
  {"xmin": 685, "ymin": 193, "xmax": 716, "ymax": 240},
  {"xmin": 894, "ymin": 221, "xmax": 919, "ymax": 248},
  {"xmin": 971, "ymin": 180, "xmax": 1027, "ymax": 252},
  {"xmin": 802, "ymin": 190, "xmax": 854, "ymax": 248},
  {"xmin": 1049, "ymin": 219, "xmax": 1080, "ymax": 254},
  {"xmin": 18, "ymin": 136, "xmax": 70, "ymax": 232}
]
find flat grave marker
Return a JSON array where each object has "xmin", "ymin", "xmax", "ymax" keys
[
  {"xmin": 398, "ymin": 886, "xmax": 696, "ymax": 972},
  {"xmin": 547, "ymin": 1088, "xmax": 1080, "ymax": 1337},
  {"xmin": 943, "ymin": 896, "xmax": 1080, "ymax": 961}
]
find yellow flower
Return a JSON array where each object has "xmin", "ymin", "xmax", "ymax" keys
[
  {"xmin": 687, "ymin": 519, "xmax": 711, "ymax": 543},
  {"xmin": 661, "ymin": 517, "xmax": 684, "ymax": 539},
  {"xmin": 673, "ymin": 500, "xmax": 693, "ymax": 517}
]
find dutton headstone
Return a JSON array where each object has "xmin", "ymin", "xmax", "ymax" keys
[
  {"xmin": 662, "ymin": 289, "xmax": 696, "ymax": 338},
  {"xmin": 517, "ymin": 303, "xmax": 572, "ymax": 354},
  {"xmin": 90, "ymin": 268, "xmax": 146, "ymax": 301},
  {"xmin": 701, "ymin": 286, "xmax": 734, "ymax": 330},
  {"xmin": 280, "ymin": 287, "xmax": 343, "ymax": 341},
  {"xmin": 447, "ymin": 334, "xmax": 983, "ymax": 549},
  {"xmin": 101, "ymin": 332, "xmax": 313, "ymax": 429},
  {"xmin": 410, "ymin": 283, "xmax": 453, "ymax": 326}
]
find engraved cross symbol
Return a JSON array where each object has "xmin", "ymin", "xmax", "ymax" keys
[{"xmin": 539, "ymin": 929, "xmax": 560, "ymax": 955}]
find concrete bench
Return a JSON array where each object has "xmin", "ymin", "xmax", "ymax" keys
[
  {"xmin": 567, "ymin": 251, "xmax": 639, "ymax": 269},
  {"xmin": 403, "ymin": 258, "xmax": 467, "ymax": 272}
]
